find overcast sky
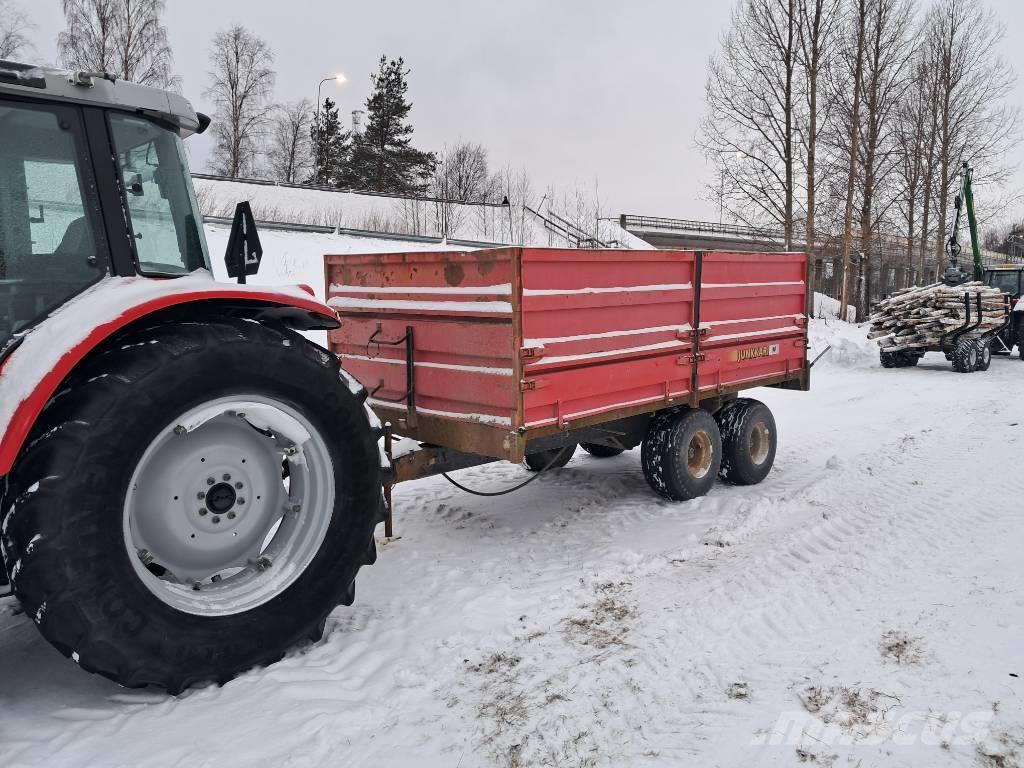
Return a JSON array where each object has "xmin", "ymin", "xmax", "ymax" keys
[{"xmin": 18, "ymin": 0, "xmax": 1024, "ymax": 221}]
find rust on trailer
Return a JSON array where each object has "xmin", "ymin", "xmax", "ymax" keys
[{"xmin": 326, "ymin": 247, "xmax": 809, "ymax": 469}]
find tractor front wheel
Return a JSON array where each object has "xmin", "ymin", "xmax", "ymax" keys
[{"xmin": 1, "ymin": 318, "xmax": 383, "ymax": 693}]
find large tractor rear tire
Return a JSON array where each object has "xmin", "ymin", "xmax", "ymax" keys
[
  {"xmin": 1, "ymin": 318, "xmax": 383, "ymax": 693},
  {"xmin": 641, "ymin": 408, "xmax": 722, "ymax": 501}
]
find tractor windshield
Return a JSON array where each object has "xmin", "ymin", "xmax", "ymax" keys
[
  {"xmin": 109, "ymin": 113, "xmax": 210, "ymax": 276},
  {"xmin": 986, "ymin": 269, "xmax": 1022, "ymax": 297},
  {"xmin": 0, "ymin": 100, "xmax": 106, "ymax": 352}
]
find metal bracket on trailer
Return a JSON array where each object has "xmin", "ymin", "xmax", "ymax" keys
[{"xmin": 367, "ymin": 324, "xmax": 417, "ymax": 429}]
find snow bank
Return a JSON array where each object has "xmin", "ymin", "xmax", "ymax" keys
[
  {"xmin": 813, "ymin": 291, "xmax": 857, "ymax": 322},
  {"xmin": 195, "ymin": 177, "xmax": 651, "ymax": 250},
  {"xmin": 808, "ymin": 316, "xmax": 875, "ymax": 368}
]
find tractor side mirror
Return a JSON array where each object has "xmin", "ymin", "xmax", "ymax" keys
[{"xmin": 224, "ymin": 201, "xmax": 263, "ymax": 285}]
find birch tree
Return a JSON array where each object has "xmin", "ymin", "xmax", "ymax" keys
[
  {"xmin": 924, "ymin": 0, "xmax": 1018, "ymax": 268},
  {"xmin": 700, "ymin": 0, "xmax": 801, "ymax": 247},
  {"xmin": 797, "ymin": 0, "xmax": 842, "ymax": 285},
  {"xmin": 58, "ymin": 0, "xmax": 177, "ymax": 88},
  {"xmin": 837, "ymin": 0, "xmax": 867, "ymax": 319},
  {"xmin": 205, "ymin": 26, "xmax": 275, "ymax": 179},
  {"xmin": 267, "ymin": 99, "xmax": 313, "ymax": 184},
  {"xmin": 0, "ymin": 0, "xmax": 33, "ymax": 60}
]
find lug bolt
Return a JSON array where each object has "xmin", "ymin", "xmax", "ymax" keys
[
  {"xmin": 198, "ymin": 508, "xmax": 208, "ymax": 516},
  {"xmin": 192, "ymin": 582, "xmax": 202, "ymax": 591},
  {"xmin": 212, "ymin": 574, "xmax": 222, "ymax": 583},
  {"xmin": 237, "ymin": 497, "xmax": 246, "ymax": 505},
  {"xmin": 223, "ymin": 474, "xmax": 231, "ymax": 482},
  {"xmin": 173, "ymin": 425, "xmax": 187, "ymax": 436},
  {"xmin": 207, "ymin": 477, "xmax": 215, "ymax": 486},
  {"xmin": 284, "ymin": 447, "xmax": 298, "ymax": 457},
  {"xmin": 235, "ymin": 482, "xmax": 243, "ymax": 490},
  {"xmin": 256, "ymin": 556, "xmax": 272, "ymax": 571},
  {"xmin": 197, "ymin": 491, "xmax": 205, "ymax": 500},
  {"xmin": 212, "ymin": 516, "xmax": 221, "ymax": 524},
  {"xmin": 291, "ymin": 503, "xmax": 302, "ymax": 514},
  {"xmin": 227, "ymin": 511, "xmax": 236, "ymax": 520}
]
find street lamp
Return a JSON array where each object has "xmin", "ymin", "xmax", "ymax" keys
[{"xmin": 313, "ymin": 73, "xmax": 346, "ymax": 183}]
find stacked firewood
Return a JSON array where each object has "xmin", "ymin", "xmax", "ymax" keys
[{"xmin": 869, "ymin": 282, "xmax": 1008, "ymax": 352}]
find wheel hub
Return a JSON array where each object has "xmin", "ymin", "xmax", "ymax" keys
[
  {"xmin": 687, "ymin": 431, "xmax": 713, "ymax": 479},
  {"xmin": 205, "ymin": 482, "xmax": 237, "ymax": 514},
  {"xmin": 749, "ymin": 421, "xmax": 771, "ymax": 466}
]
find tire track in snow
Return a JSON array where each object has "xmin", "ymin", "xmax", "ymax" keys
[{"xmin": 618, "ymin": 414, "xmax": 1023, "ymax": 756}]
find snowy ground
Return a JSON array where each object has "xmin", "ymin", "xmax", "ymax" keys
[{"xmin": 2, "ymin": 312, "xmax": 1023, "ymax": 767}]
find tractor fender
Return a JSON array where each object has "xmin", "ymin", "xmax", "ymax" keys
[{"xmin": 0, "ymin": 271, "xmax": 340, "ymax": 476}]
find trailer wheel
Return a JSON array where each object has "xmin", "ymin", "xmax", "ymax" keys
[
  {"xmin": 1, "ymin": 318, "xmax": 383, "ymax": 693},
  {"xmin": 716, "ymin": 399, "xmax": 777, "ymax": 485},
  {"xmin": 523, "ymin": 444, "xmax": 576, "ymax": 472},
  {"xmin": 641, "ymin": 408, "xmax": 721, "ymax": 501},
  {"xmin": 580, "ymin": 442, "xmax": 625, "ymax": 458},
  {"xmin": 880, "ymin": 350, "xmax": 898, "ymax": 368},
  {"xmin": 975, "ymin": 340, "xmax": 992, "ymax": 371},
  {"xmin": 952, "ymin": 337, "xmax": 980, "ymax": 373},
  {"xmin": 897, "ymin": 352, "xmax": 920, "ymax": 367}
]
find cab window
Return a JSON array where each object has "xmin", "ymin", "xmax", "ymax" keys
[
  {"xmin": 109, "ymin": 114, "xmax": 209, "ymax": 275},
  {"xmin": 0, "ymin": 101, "xmax": 105, "ymax": 347},
  {"xmin": 987, "ymin": 271, "xmax": 1021, "ymax": 296}
]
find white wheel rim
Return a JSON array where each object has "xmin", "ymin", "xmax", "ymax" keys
[{"xmin": 123, "ymin": 395, "xmax": 335, "ymax": 616}]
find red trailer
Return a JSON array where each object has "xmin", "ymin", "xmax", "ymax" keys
[{"xmin": 327, "ymin": 247, "xmax": 809, "ymax": 532}]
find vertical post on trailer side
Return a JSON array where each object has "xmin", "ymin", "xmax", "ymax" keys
[{"xmin": 384, "ymin": 423, "xmax": 394, "ymax": 538}]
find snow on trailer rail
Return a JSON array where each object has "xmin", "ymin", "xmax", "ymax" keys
[{"xmin": 326, "ymin": 247, "xmax": 811, "ymax": 529}]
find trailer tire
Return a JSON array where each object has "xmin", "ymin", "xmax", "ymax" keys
[
  {"xmin": 898, "ymin": 352, "xmax": 920, "ymax": 367},
  {"xmin": 880, "ymin": 350, "xmax": 898, "ymax": 368},
  {"xmin": 716, "ymin": 398, "xmax": 777, "ymax": 486},
  {"xmin": 641, "ymin": 408, "xmax": 721, "ymax": 501},
  {"xmin": 1, "ymin": 318, "xmax": 383, "ymax": 693},
  {"xmin": 952, "ymin": 337, "xmax": 980, "ymax": 373},
  {"xmin": 523, "ymin": 444, "xmax": 576, "ymax": 472},
  {"xmin": 580, "ymin": 442, "xmax": 625, "ymax": 458},
  {"xmin": 975, "ymin": 340, "xmax": 992, "ymax": 371}
]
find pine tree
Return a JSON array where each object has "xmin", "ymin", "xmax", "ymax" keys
[
  {"xmin": 345, "ymin": 56, "xmax": 435, "ymax": 194},
  {"xmin": 309, "ymin": 97, "xmax": 350, "ymax": 186}
]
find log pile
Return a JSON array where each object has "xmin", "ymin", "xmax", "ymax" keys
[{"xmin": 869, "ymin": 282, "xmax": 1008, "ymax": 352}]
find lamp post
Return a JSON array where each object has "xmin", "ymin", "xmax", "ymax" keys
[{"xmin": 313, "ymin": 73, "xmax": 346, "ymax": 183}]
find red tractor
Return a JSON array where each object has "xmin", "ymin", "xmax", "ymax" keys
[{"xmin": 0, "ymin": 62, "xmax": 385, "ymax": 692}]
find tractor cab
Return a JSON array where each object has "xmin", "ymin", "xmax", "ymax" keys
[
  {"xmin": 984, "ymin": 265, "xmax": 1024, "ymax": 302},
  {"xmin": 0, "ymin": 60, "xmax": 210, "ymax": 357}
]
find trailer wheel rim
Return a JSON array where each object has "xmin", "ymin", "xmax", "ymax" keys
[
  {"xmin": 686, "ymin": 431, "xmax": 714, "ymax": 479},
  {"xmin": 749, "ymin": 421, "xmax": 771, "ymax": 466},
  {"xmin": 123, "ymin": 395, "xmax": 335, "ymax": 616}
]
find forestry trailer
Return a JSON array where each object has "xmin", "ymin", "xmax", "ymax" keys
[
  {"xmin": 872, "ymin": 162, "xmax": 1022, "ymax": 372},
  {"xmin": 0, "ymin": 62, "xmax": 810, "ymax": 692}
]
